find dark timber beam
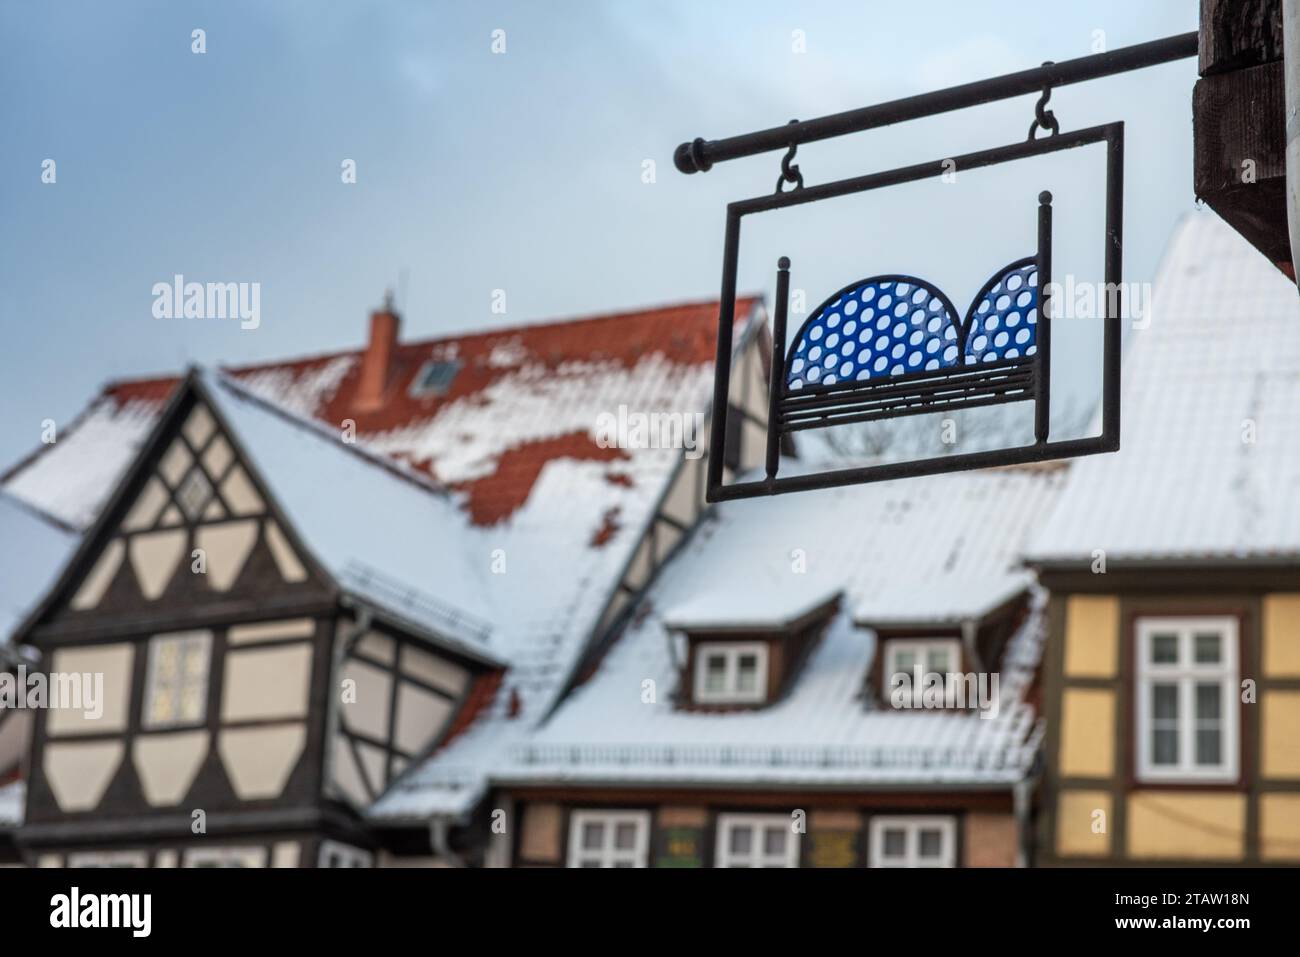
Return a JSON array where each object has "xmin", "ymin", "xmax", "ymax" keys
[
  {"xmin": 1201, "ymin": 0, "xmax": 1285, "ymax": 73},
  {"xmin": 1194, "ymin": 0, "xmax": 1292, "ymax": 277}
]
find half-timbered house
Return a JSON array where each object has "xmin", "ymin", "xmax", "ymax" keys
[
  {"xmin": 0, "ymin": 297, "xmax": 773, "ymax": 866},
  {"xmin": 0, "ymin": 492, "xmax": 75, "ymax": 863},
  {"xmin": 1026, "ymin": 213, "xmax": 1300, "ymax": 866},
  {"xmin": 8, "ymin": 212, "xmax": 1295, "ymax": 870},
  {"xmin": 458, "ymin": 464, "xmax": 1062, "ymax": 867}
]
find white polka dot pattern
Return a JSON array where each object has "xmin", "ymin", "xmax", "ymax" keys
[
  {"xmin": 785, "ymin": 260, "xmax": 1039, "ymax": 391},
  {"xmin": 786, "ymin": 277, "xmax": 958, "ymax": 390},
  {"xmin": 963, "ymin": 262, "xmax": 1039, "ymax": 365}
]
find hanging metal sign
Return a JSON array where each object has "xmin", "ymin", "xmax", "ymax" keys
[
  {"xmin": 707, "ymin": 123, "xmax": 1122, "ymax": 503},
  {"xmin": 675, "ymin": 34, "xmax": 1199, "ymax": 503}
]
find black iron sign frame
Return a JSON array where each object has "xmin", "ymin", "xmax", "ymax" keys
[
  {"xmin": 705, "ymin": 123, "xmax": 1123, "ymax": 503},
  {"xmin": 679, "ymin": 32, "xmax": 1200, "ymax": 504}
]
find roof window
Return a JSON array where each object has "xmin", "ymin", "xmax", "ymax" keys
[{"xmin": 409, "ymin": 359, "xmax": 461, "ymax": 397}]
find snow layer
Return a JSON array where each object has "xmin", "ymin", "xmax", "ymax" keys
[
  {"xmin": 656, "ymin": 460, "xmax": 1059, "ymax": 630},
  {"xmin": 4, "ymin": 396, "xmax": 157, "ymax": 530},
  {"xmin": 1027, "ymin": 213, "xmax": 1300, "ymax": 562},
  {"xmin": 202, "ymin": 373, "xmax": 503, "ymax": 663},
  {"xmin": 375, "ymin": 467, "xmax": 1059, "ymax": 812}
]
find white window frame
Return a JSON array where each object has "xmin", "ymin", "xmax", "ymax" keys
[
  {"xmin": 183, "ymin": 846, "xmax": 268, "ymax": 868},
  {"xmin": 884, "ymin": 638, "xmax": 961, "ymax": 687},
  {"xmin": 143, "ymin": 630, "xmax": 212, "ymax": 730},
  {"xmin": 67, "ymin": 850, "xmax": 149, "ymax": 868},
  {"xmin": 693, "ymin": 641, "xmax": 769, "ymax": 705},
  {"xmin": 1135, "ymin": 616, "xmax": 1239, "ymax": 783},
  {"xmin": 318, "ymin": 840, "xmax": 374, "ymax": 868},
  {"xmin": 869, "ymin": 816, "xmax": 957, "ymax": 868},
  {"xmin": 566, "ymin": 810, "xmax": 651, "ymax": 868},
  {"xmin": 714, "ymin": 813, "xmax": 799, "ymax": 868}
]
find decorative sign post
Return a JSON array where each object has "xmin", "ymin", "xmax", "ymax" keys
[{"xmin": 675, "ymin": 34, "xmax": 1200, "ymax": 503}]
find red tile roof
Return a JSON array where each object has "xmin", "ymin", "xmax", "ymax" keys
[
  {"xmin": 223, "ymin": 299, "xmax": 750, "ymax": 435},
  {"xmin": 452, "ymin": 431, "xmax": 628, "ymax": 526},
  {"xmin": 435, "ymin": 670, "xmax": 506, "ymax": 754},
  {"xmin": 10, "ymin": 298, "xmax": 760, "ymax": 530}
]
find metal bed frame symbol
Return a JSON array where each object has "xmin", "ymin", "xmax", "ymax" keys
[
  {"xmin": 703, "ymin": 122, "xmax": 1124, "ymax": 503},
  {"xmin": 766, "ymin": 191, "xmax": 1054, "ymax": 483}
]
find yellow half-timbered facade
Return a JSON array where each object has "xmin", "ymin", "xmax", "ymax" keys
[{"xmin": 1028, "ymin": 214, "xmax": 1300, "ymax": 866}]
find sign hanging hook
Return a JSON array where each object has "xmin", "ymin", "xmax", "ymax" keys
[
  {"xmin": 1027, "ymin": 62, "xmax": 1061, "ymax": 140},
  {"xmin": 774, "ymin": 119, "xmax": 805, "ymax": 194}
]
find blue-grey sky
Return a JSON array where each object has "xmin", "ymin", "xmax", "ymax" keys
[{"xmin": 0, "ymin": 0, "xmax": 1197, "ymax": 467}]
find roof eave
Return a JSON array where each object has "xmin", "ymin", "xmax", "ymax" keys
[
  {"xmin": 337, "ymin": 592, "xmax": 507, "ymax": 670},
  {"xmin": 1025, "ymin": 554, "xmax": 1300, "ymax": 571},
  {"xmin": 482, "ymin": 773, "xmax": 1029, "ymax": 793},
  {"xmin": 854, "ymin": 585, "xmax": 1032, "ymax": 631},
  {"xmin": 665, "ymin": 589, "xmax": 844, "ymax": 637}
]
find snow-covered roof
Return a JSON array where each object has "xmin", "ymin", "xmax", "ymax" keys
[
  {"xmin": 4, "ymin": 300, "xmax": 757, "ymax": 532},
  {"xmin": 0, "ymin": 492, "xmax": 75, "ymax": 645},
  {"xmin": 663, "ymin": 587, "xmax": 843, "ymax": 633},
  {"xmin": 3, "ymin": 391, "xmax": 159, "ymax": 532},
  {"xmin": 386, "ymin": 467, "xmax": 1060, "ymax": 801},
  {"xmin": 2, "ymin": 298, "xmax": 761, "ymax": 817},
  {"xmin": 198, "ymin": 371, "xmax": 504, "ymax": 666},
  {"xmin": 1027, "ymin": 213, "xmax": 1300, "ymax": 564},
  {"xmin": 496, "ymin": 608, "xmax": 1045, "ymax": 789},
  {"xmin": 650, "ymin": 461, "xmax": 1059, "ymax": 633}
]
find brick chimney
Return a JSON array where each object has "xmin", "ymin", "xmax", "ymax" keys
[{"xmin": 355, "ymin": 291, "xmax": 399, "ymax": 412}]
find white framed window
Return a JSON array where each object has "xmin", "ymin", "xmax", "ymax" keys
[
  {"xmin": 567, "ymin": 810, "xmax": 651, "ymax": 868},
  {"xmin": 1135, "ymin": 617, "xmax": 1239, "ymax": 783},
  {"xmin": 183, "ymin": 846, "xmax": 268, "ymax": 868},
  {"xmin": 714, "ymin": 813, "xmax": 799, "ymax": 868},
  {"xmin": 143, "ymin": 630, "xmax": 212, "ymax": 729},
  {"xmin": 869, "ymin": 816, "xmax": 957, "ymax": 867},
  {"xmin": 694, "ymin": 642, "xmax": 769, "ymax": 704},
  {"xmin": 884, "ymin": 639, "xmax": 960, "ymax": 687},
  {"xmin": 318, "ymin": 840, "xmax": 374, "ymax": 868},
  {"xmin": 67, "ymin": 850, "xmax": 149, "ymax": 868}
]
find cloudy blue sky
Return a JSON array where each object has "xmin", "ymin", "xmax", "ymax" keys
[{"xmin": 0, "ymin": 0, "xmax": 1197, "ymax": 466}]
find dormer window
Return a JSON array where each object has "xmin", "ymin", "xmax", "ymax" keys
[
  {"xmin": 884, "ymin": 638, "xmax": 960, "ymax": 687},
  {"xmin": 668, "ymin": 592, "xmax": 839, "ymax": 710},
  {"xmin": 694, "ymin": 641, "xmax": 768, "ymax": 705}
]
